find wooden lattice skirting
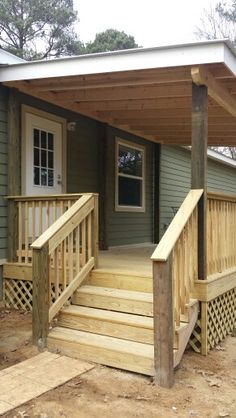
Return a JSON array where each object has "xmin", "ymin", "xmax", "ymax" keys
[
  {"xmin": 3, "ymin": 278, "xmax": 63, "ymax": 311},
  {"xmin": 190, "ymin": 287, "xmax": 236, "ymax": 354}
]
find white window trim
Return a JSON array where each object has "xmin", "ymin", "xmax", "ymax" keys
[
  {"xmin": 21, "ymin": 105, "xmax": 67, "ymax": 195},
  {"xmin": 115, "ymin": 138, "xmax": 146, "ymax": 213}
]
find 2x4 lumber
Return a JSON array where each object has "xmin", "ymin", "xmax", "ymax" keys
[
  {"xmin": 191, "ymin": 82, "xmax": 208, "ymax": 280},
  {"xmin": 32, "ymin": 245, "xmax": 49, "ymax": 348},
  {"xmin": 151, "ymin": 189, "xmax": 203, "ymax": 262},
  {"xmin": 191, "ymin": 66, "xmax": 236, "ymax": 118},
  {"xmin": 5, "ymin": 66, "xmax": 192, "ymax": 91},
  {"xmin": 153, "ymin": 258, "xmax": 174, "ymax": 388},
  {"xmin": 42, "ymin": 83, "xmax": 192, "ymax": 103}
]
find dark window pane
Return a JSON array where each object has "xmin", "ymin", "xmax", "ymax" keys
[
  {"xmin": 34, "ymin": 148, "xmax": 39, "ymax": 166},
  {"xmin": 118, "ymin": 145, "xmax": 143, "ymax": 177},
  {"xmin": 34, "ymin": 167, "xmax": 40, "ymax": 185},
  {"xmin": 48, "ymin": 133, "xmax": 54, "ymax": 150},
  {"xmin": 118, "ymin": 177, "xmax": 142, "ymax": 207},
  {"xmin": 41, "ymin": 168, "xmax": 47, "ymax": 186},
  {"xmin": 34, "ymin": 129, "xmax": 40, "ymax": 147},
  {"xmin": 48, "ymin": 169, "xmax": 54, "ymax": 186},
  {"xmin": 48, "ymin": 151, "xmax": 53, "ymax": 168},
  {"xmin": 41, "ymin": 150, "xmax": 47, "ymax": 167},
  {"xmin": 41, "ymin": 131, "xmax": 47, "ymax": 149}
]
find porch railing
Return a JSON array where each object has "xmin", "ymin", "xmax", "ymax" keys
[
  {"xmin": 151, "ymin": 189, "xmax": 203, "ymax": 387},
  {"xmin": 7, "ymin": 194, "xmax": 88, "ymax": 263},
  {"xmin": 207, "ymin": 192, "xmax": 236, "ymax": 276},
  {"xmin": 30, "ymin": 193, "xmax": 98, "ymax": 347}
]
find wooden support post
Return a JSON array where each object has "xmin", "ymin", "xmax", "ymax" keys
[
  {"xmin": 153, "ymin": 257, "xmax": 174, "ymax": 388},
  {"xmin": 191, "ymin": 82, "xmax": 208, "ymax": 280},
  {"xmin": 7, "ymin": 90, "xmax": 21, "ymax": 262},
  {"xmin": 201, "ymin": 302, "xmax": 208, "ymax": 355},
  {"xmin": 93, "ymin": 194, "xmax": 99, "ymax": 268},
  {"xmin": 153, "ymin": 143, "xmax": 161, "ymax": 244},
  {"xmin": 32, "ymin": 245, "xmax": 49, "ymax": 348},
  {"xmin": 99, "ymin": 124, "xmax": 109, "ymax": 250}
]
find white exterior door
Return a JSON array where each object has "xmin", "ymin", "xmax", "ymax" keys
[{"xmin": 23, "ymin": 111, "xmax": 63, "ymax": 195}]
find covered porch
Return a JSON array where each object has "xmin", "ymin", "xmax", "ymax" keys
[{"xmin": 1, "ymin": 39, "xmax": 236, "ymax": 388}]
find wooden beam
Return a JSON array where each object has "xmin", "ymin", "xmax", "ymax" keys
[
  {"xmin": 191, "ymin": 82, "xmax": 208, "ymax": 280},
  {"xmin": 153, "ymin": 258, "xmax": 174, "ymax": 388},
  {"xmin": 7, "ymin": 90, "xmax": 21, "ymax": 262},
  {"xmin": 191, "ymin": 66, "xmax": 236, "ymax": 118}
]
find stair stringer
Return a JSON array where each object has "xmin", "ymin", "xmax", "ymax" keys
[{"xmin": 174, "ymin": 302, "xmax": 199, "ymax": 368}]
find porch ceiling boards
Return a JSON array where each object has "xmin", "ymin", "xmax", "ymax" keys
[{"xmin": 4, "ymin": 62, "xmax": 236, "ymax": 146}]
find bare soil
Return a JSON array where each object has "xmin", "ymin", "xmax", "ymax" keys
[{"xmin": 0, "ymin": 306, "xmax": 235, "ymax": 418}]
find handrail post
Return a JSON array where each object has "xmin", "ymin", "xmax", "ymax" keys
[
  {"xmin": 93, "ymin": 194, "xmax": 99, "ymax": 268},
  {"xmin": 32, "ymin": 244, "xmax": 49, "ymax": 348},
  {"xmin": 153, "ymin": 256, "xmax": 174, "ymax": 388},
  {"xmin": 8, "ymin": 200, "xmax": 18, "ymax": 262}
]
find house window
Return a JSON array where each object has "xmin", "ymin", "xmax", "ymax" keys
[
  {"xmin": 116, "ymin": 139, "xmax": 145, "ymax": 212},
  {"xmin": 33, "ymin": 128, "xmax": 54, "ymax": 187}
]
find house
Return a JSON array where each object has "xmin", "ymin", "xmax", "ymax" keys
[{"xmin": 0, "ymin": 39, "xmax": 236, "ymax": 387}]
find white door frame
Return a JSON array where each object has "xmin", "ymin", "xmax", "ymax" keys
[{"xmin": 21, "ymin": 105, "xmax": 67, "ymax": 195}]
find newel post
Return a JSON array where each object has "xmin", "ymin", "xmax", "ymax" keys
[
  {"xmin": 153, "ymin": 256, "xmax": 174, "ymax": 388},
  {"xmin": 32, "ymin": 244, "xmax": 49, "ymax": 348},
  {"xmin": 191, "ymin": 82, "xmax": 208, "ymax": 280}
]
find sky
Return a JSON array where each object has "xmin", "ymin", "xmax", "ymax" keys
[{"xmin": 74, "ymin": 0, "xmax": 222, "ymax": 47}]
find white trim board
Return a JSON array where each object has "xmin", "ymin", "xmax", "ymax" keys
[{"xmin": 0, "ymin": 39, "xmax": 235, "ymax": 82}]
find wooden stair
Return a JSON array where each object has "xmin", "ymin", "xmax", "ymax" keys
[{"xmin": 47, "ymin": 270, "xmax": 198, "ymax": 376}]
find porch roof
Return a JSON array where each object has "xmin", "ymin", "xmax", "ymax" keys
[{"xmin": 1, "ymin": 39, "xmax": 236, "ymax": 146}]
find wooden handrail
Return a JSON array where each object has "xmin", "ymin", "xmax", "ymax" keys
[
  {"xmin": 207, "ymin": 191, "xmax": 236, "ymax": 203},
  {"xmin": 31, "ymin": 194, "xmax": 94, "ymax": 250},
  {"xmin": 151, "ymin": 189, "xmax": 203, "ymax": 261},
  {"xmin": 32, "ymin": 193, "xmax": 99, "ymax": 347},
  {"xmin": 6, "ymin": 193, "xmax": 89, "ymax": 201}
]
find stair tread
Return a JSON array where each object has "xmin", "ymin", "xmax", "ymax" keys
[
  {"xmin": 76, "ymin": 285, "xmax": 152, "ymax": 302},
  {"xmin": 48, "ymin": 326, "xmax": 154, "ymax": 358},
  {"xmin": 61, "ymin": 305, "xmax": 153, "ymax": 328}
]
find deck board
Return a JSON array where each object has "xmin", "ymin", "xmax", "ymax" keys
[{"xmin": 97, "ymin": 245, "xmax": 155, "ymax": 277}]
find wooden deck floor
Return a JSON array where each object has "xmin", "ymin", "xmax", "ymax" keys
[{"xmin": 97, "ymin": 245, "xmax": 155, "ymax": 277}]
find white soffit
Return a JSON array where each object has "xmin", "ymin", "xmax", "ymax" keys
[{"xmin": 0, "ymin": 39, "xmax": 235, "ymax": 83}]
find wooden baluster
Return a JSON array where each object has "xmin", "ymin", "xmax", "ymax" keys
[
  {"xmin": 25, "ymin": 201, "xmax": 29, "ymax": 263},
  {"xmin": 54, "ymin": 247, "xmax": 59, "ymax": 300},
  {"xmin": 46, "ymin": 200, "xmax": 49, "ymax": 229},
  {"xmin": 53, "ymin": 201, "xmax": 57, "ymax": 223},
  {"xmin": 18, "ymin": 202, "xmax": 22, "ymax": 262},
  {"xmin": 185, "ymin": 219, "xmax": 190, "ymax": 305},
  {"xmin": 88, "ymin": 213, "xmax": 92, "ymax": 260},
  {"xmin": 81, "ymin": 219, "xmax": 86, "ymax": 267},
  {"xmin": 39, "ymin": 201, "xmax": 43, "ymax": 235},
  {"xmin": 93, "ymin": 195, "xmax": 99, "ymax": 268},
  {"xmin": 75, "ymin": 225, "xmax": 80, "ymax": 273},
  {"xmin": 68, "ymin": 231, "xmax": 73, "ymax": 282},
  {"xmin": 32, "ymin": 201, "xmax": 36, "ymax": 244}
]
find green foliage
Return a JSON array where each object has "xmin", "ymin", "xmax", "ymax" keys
[
  {"xmin": 84, "ymin": 29, "xmax": 138, "ymax": 54},
  {"xmin": 195, "ymin": 1, "xmax": 236, "ymax": 44},
  {"xmin": 0, "ymin": 0, "xmax": 79, "ymax": 60}
]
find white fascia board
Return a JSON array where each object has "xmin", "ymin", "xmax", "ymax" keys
[
  {"xmin": 223, "ymin": 42, "xmax": 236, "ymax": 75},
  {"xmin": 183, "ymin": 145, "xmax": 236, "ymax": 168},
  {"xmin": 0, "ymin": 39, "xmax": 231, "ymax": 83},
  {"xmin": 207, "ymin": 148, "xmax": 236, "ymax": 168}
]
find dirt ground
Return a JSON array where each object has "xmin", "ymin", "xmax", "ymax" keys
[{"xmin": 0, "ymin": 307, "xmax": 235, "ymax": 418}]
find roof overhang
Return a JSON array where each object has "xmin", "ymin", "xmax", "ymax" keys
[{"xmin": 1, "ymin": 39, "xmax": 236, "ymax": 147}]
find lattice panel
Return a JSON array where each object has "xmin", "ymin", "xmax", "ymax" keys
[
  {"xmin": 207, "ymin": 288, "xmax": 236, "ymax": 350},
  {"xmin": 189, "ymin": 318, "xmax": 202, "ymax": 353},
  {"xmin": 4, "ymin": 279, "xmax": 66, "ymax": 311},
  {"xmin": 4, "ymin": 279, "xmax": 33, "ymax": 311}
]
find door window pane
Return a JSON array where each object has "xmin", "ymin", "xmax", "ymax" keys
[{"xmin": 33, "ymin": 128, "xmax": 54, "ymax": 187}]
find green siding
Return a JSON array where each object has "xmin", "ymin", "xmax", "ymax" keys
[
  {"xmin": 160, "ymin": 146, "xmax": 236, "ymax": 238},
  {"xmin": 0, "ymin": 87, "xmax": 8, "ymax": 260},
  {"xmin": 106, "ymin": 127, "xmax": 154, "ymax": 247}
]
